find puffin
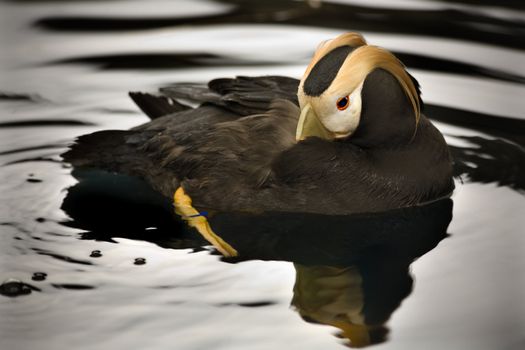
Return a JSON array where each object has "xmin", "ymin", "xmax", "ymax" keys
[{"xmin": 63, "ymin": 32, "xmax": 454, "ymax": 257}]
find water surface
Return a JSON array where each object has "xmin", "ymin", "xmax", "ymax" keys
[{"xmin": 1, "ymin": 1, "xmax": 524, "ymax": 349}]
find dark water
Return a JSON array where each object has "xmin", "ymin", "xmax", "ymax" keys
[{"xmin": 1, "ymin": 0, "xmax": 524, "ymax": 349}]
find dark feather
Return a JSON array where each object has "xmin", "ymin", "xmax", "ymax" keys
[
  {"xmin": 62, "ymin": 130, "xmax": 157, "ymax": 177},
  {"xmin": 129, "ymin": 92, "xmax": 190, "ymax": 119},
  {"xmin": 160, "ymin": 75, "xmax": 299, "ymax": 117}
]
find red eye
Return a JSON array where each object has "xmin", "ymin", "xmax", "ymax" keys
[{"xmin": 336, "ymin": 96, "xmax": 350, "ymax": 111}]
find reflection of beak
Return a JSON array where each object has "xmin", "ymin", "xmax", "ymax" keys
[
  {"xmin": 296, "ymin": 103, "xmax": 334, "ymax": 141},
  {"xmin": 331, "ymin": 320, "xmax": 371, "ymax": 348}
]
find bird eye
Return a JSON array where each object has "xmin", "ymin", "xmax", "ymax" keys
[{"xmin": 336, "ymin": 96, "xmax": 350, "ymax": 111}]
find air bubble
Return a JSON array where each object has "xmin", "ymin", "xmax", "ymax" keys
[
  {"xmin": 90, "ymin": 250, "xmax": 102, "ymax": 258},
  {"xmin": 0, "ymin": 279, "xmax": 32, "ymax": 297},
  {"xmin": 134, "ymin": 258, "xmax": 146, "ymax": 265},
  {"xmin": 32, "ymin": 272, "xmax": 47, "ymax": 281}
]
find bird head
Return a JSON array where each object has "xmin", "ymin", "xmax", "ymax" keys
[{"xmin": 296, "ymin": 33, "xmax": 421, "ymax": 147}]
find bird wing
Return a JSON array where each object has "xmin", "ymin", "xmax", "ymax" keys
[
  {"xmin": 133, "ymin": 99, "xmax": 300, "ymax": 202},
  {"xmin": 63, "ymin": 74, "xmax": 301, "ymax": 209},
  {"xmin": 160, "ymin": 75, "xmax": 300, "ymax": 116},
  {"xmin": 127, "ymin": 75, "xmax": 299, "ymax": 121}
]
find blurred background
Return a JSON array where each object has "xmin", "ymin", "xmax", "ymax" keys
[{"xmin": 0, "ymin": 1, "xmax": 524, "ymax": 349}]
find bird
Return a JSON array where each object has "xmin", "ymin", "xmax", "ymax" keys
[{"xmin": 63, "ymin": 32, "xmax": 454, "ymax": 257}]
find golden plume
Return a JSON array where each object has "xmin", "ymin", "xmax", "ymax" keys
[{"xmin": 332, "ymin": 45, "xmax": 421, "ymax": 124}]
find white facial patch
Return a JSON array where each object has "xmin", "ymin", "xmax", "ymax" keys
[{"xmin": 320, "ymin": 81, "xmax": 364, "ymax": 138}]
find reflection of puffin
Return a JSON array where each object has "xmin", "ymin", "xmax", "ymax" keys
[
  {"xmin": 290, "ymin": 199, "xmax": 452, "ymax": 348},
  {"xmin": 292, "ymin": 264, "xmax": 384, "ymax": 348},
  {"xmin": 63, "ymin": 32, "xmax": 454, "ymax": 256},
  {"xmin": 292, "ymin": 261, "xmax": 404, "ymax": 348}
]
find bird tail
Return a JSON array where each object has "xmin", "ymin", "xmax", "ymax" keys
[{"xmin": 62, "ymin": 130, "xmax": 150, "ymax": 177}]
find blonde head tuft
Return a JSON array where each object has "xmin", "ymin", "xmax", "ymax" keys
[
  {"xmin": 331, "ymin": 45, "xmax": 421, "ymax": 124},
  {"xmin": 299, "ymin": 35, "xmax": 421, "ymax": 127}
]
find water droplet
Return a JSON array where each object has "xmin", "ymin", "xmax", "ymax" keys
[
  {"xmin": 90, "ymin": 250, "xmax": 102, "ymax": 258},
  {"xmin": 0, "ymin": 279, "xmax": 32, "ymax": 297},
  {"xmin": 32, "ymin": 272, "xmax": 47, "ymax": 281},
  {"xmin": 134, "ymin": 258, "xmax": 146, "ymax": 265}
]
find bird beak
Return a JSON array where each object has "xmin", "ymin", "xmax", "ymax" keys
[{"xmin": 295, "ymin": 103, "xmax": 334, "ymax": 141}]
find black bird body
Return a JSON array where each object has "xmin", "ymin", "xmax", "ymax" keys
[
  {"xmin": 64, "ymin": 34, "xmax": 455, "ymax": 255},
  {"xmin": 64, "ymin": 74, "xmax": 453, "ymax": 216}
]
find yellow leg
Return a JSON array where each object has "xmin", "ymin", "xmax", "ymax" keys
[{"xmin": 173, "ymin": 187, "xmax": 238, "ymax": 257}]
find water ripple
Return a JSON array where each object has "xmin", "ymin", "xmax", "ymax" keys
[{"xmin": 33, "ymin": 0, "xmax": 525, "ymax": 49}]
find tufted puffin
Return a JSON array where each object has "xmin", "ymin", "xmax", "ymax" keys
[{"xmin": 63, "ymin": 32, "xmax": 454, "ymax": 256}]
